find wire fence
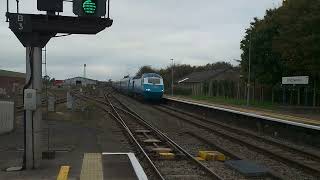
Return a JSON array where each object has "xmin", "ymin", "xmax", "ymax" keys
[{"xmin": 173, "ymin": 80, "xmax": 320, "ymax": 107}]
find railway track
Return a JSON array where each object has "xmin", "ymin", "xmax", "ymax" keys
[
  {"xmin": 112, "ymin": 93, "xmax": 285, "ymax": 179},
  {"xmin": 74, "ymin": 92, "xmax": 224, "ymax": 180},
  {"xmin": 152, "ymin": 103, "xmax": 320, "ymax": 179}
]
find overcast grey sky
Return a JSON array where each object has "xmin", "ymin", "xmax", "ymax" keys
[{"xmin": 0, "ymin": 0, "xmax": 282, "ymax": 81}]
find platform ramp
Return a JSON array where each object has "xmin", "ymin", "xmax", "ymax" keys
[{"xmin": 80, "ymin": 153, "xmax": 148, "ymax": 180}]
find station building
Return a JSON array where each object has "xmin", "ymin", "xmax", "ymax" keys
[
  {"xmin": 0, "ymin": 69, "xmax": 25, "ymax": 99},
  {"xmin": 64, "ymin": 77, "xmax": 97, "ymax": 86}
]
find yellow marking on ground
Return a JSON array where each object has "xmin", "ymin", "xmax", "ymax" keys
[
  {"xmin": 198, "ymin": 150, "xmax": 226, "ymax": 161},
  {"xmin": 168, "ymin": 96, "xmax": 320, "ymax": 126},
  {"xmin": 159, "ymin": 152, "xmax": 175, "ymax": 159},
  {"xmin": 195, "ymin": 157, "xmax": 205, "ymax": 161},
  {"xmin": 80, "ymin": 153, "xmax": 103, "ymax": 180},
  {"xmin": 57, "ymin": 166, "xmax": 70, "ymax": 180}
]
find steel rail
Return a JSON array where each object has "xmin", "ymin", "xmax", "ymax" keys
[
  {"xmin": 74, "ymin": 93, "xmax": 165, "ymax": 180},
  {"xmin": 154, "ymin": 104, "xmax": 320, "ymax": 178},
  {"xmin": 161, "ymin": 104, "xmax": 320, "ymax": 161}
]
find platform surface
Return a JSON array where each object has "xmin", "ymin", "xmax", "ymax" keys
[
  {"xmin": 79, "ymin": 153, "xmax": 148, "ymax": 180},
  {"xmin": 0, "ymin": 101, "xmax": 133, "ymax": 180},
  {"xmin": 80, "ymin": 153, "xmax": 104, "ymax": 180},
  {"xmin": 102, "ymin": 153, "xmax": 148, "ymax": 180},
  {"xmin": 165, "ymin": 96, "xmax": 320, "ymax": 130}
]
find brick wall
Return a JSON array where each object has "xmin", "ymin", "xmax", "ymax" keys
[{"xmin": 0, "ymin": 76, "xmax": 25, "ymax": 98}]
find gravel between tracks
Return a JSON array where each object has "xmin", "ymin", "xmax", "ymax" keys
[
  {"xmin": 114, "ymin": 94, "xmax": 249, "ymax": 180},
  {"xmin": 109, "ymin": 95, "xmax": 215, "ymax": 180}
]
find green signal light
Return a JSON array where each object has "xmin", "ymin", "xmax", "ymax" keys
[{"xmin": 82, "ymin": 0, "xmax": 96, "ymax": 14}]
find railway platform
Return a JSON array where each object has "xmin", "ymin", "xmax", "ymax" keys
[
  {"xmin": 163, "ymin": 95, "xmax": 320, "ymax": 149},
  {"xmin": 79, "ymin": 153, "xmax": 147, "ymax": 180},
  {"xmin": 0, "ymin": 99, "xmax": 140, "ymax": 179},
  {"xmin": 164, "ymin": 95, "xmax": 320, "ymax": 129}
]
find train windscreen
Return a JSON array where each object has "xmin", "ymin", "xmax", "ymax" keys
[{"xmin": 147, "ymin": 78, "xmax": 161, "ymax": 84}]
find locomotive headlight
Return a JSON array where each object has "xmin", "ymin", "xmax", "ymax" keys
[
  {"xmin": 161, "ymin": 90, "xmax": 164, "ymax": 92},
  {"xmin": 146, "ymin": 89, "xmax": 151, "ymax": 91}
]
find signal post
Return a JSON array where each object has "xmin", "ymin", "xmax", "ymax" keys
[{"xmin": 5, "ymin": 0, "xmax": 113, "ymax": 169}]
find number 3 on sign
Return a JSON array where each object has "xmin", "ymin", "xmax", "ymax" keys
[{"xmin": 17, "ymin": 15, "xmax": 24, "ymax": 30}]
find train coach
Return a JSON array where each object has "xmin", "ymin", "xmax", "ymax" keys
[{"xmin": 113, "ymin": 73, "xmax": 164, "ymax": 101}]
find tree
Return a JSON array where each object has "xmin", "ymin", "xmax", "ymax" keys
[
  {"xmin": 49, "ymin": 78, "xmax": 56, "ymax": 85},
  {"xmin": 136, "ymin": 62, "xmax": 235, "ymax": 89},
  {"xmin": 240, "ymin": 13, "xmax": 283, "ymax": 86},
  {"xmin": 240, "ymin": 0, "xmax": 320, "ymax": 85},
  {"xmin": 239, "ymin": 0, "xmax": 320, "ymax": 105},
  {"xmin": 273, "ymin": 0, "xmax": 320, "ymax": 80},
  {"xmin": 135, "ymin": 65, "xmax": 157, "ymax": 77}
]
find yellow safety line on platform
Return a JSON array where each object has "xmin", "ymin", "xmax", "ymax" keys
[
  {"xmin": 57, "ymin": 166, "xmax": 70, "ymax": 180},
  {"xmin": 80, "ymin": 153, "xmax": 103, "ymax": 180}
]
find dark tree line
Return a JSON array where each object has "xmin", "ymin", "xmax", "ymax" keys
[
  {"xmin": 135, "ymin": 62, "xmax": 234, "ymax": 88},
  {"xmin": 240, "ymin": 0, "xmax": 320, "ymax": 87}
]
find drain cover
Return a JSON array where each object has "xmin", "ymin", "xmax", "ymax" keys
[{"xmin": 225, "ymin": 160, "xmax": 269, "ymax": 177}]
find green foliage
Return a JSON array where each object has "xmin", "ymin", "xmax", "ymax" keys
[
  {"xmin": 240, "ymin": 0, "xmax": 320, "ymax": 86},
  {"xmin": 137, "ymin": 62, "xmax": 235, "ymax": 89},
  {"xmin": 135, "ymin": 65, "xmax": 157, "ymax": 77}
]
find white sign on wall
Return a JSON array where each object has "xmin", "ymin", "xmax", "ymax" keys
[{"xmin": 282, "ymin": 76, "xmax": 309, "ymax": 85}]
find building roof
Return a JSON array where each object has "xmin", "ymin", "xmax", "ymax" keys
[
  {"xmin": 178, "ymin": 68, "xmax": 240, "ymax": 83},
  {"xmin": 64, "ymin": 77, "xmax": 97, "ymax": 82},
  {"xmin": 0, "ymin": 69, "xmax": 25, "ymax": 79}
]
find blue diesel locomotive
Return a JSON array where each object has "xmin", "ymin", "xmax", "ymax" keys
[{"xmin": 113, "ymin": 73, "xmax": 164, "ymax": 101}]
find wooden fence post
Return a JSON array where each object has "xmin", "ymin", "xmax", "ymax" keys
[
  {"xmin": 244, "ymin": 83, "xmax": 247, "ymax": 101},
  {"xmin": 217, "ymin": 81, "xmax": 220, "ymax": 97},
  {"xmin": 305, "ymin": 87, "xmax": 308, "ymax": 106},
  {"xmin": 297, "ymin": 87, "xmax": 300, "ymax": 106},
  {"xmin": 290, "ymin": 86, "xmax": 293, "ymax": 105},
  {"xmin": 313, "ymin": 80, "xmax": 316, "ymax": 107},
  {"xmin": 210, "ymin": 81, "xmax": 213, "ymax": 96},
  {"xmin": 282, "ymin": 86, "xmax": 286, "ymax": 105},
  {"xmin": 271, "ymin": 86, "xmax": 274, "ymax": 104},
  {"xmin": 237, "ymin": 82, "xmax": 240, "ymax": 100},
  {"xmin": 222, "ymin": 81, "xmax": 225, "ymax": 98},
  {"xmin": 261, "ymin": 86, "xmax": 264, "ymax": 102},
  {"xmin": 252, "ymin": 82, "xmax": 255, "ymax": 103}
]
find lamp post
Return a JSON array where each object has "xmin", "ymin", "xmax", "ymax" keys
[
  {"xmin": 171, "ymin": 58, "xmax": 174, "ymax": 96},
  {"xmin": 247, "ymin": 33, "xmax": 252, "ymax": 106}
]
